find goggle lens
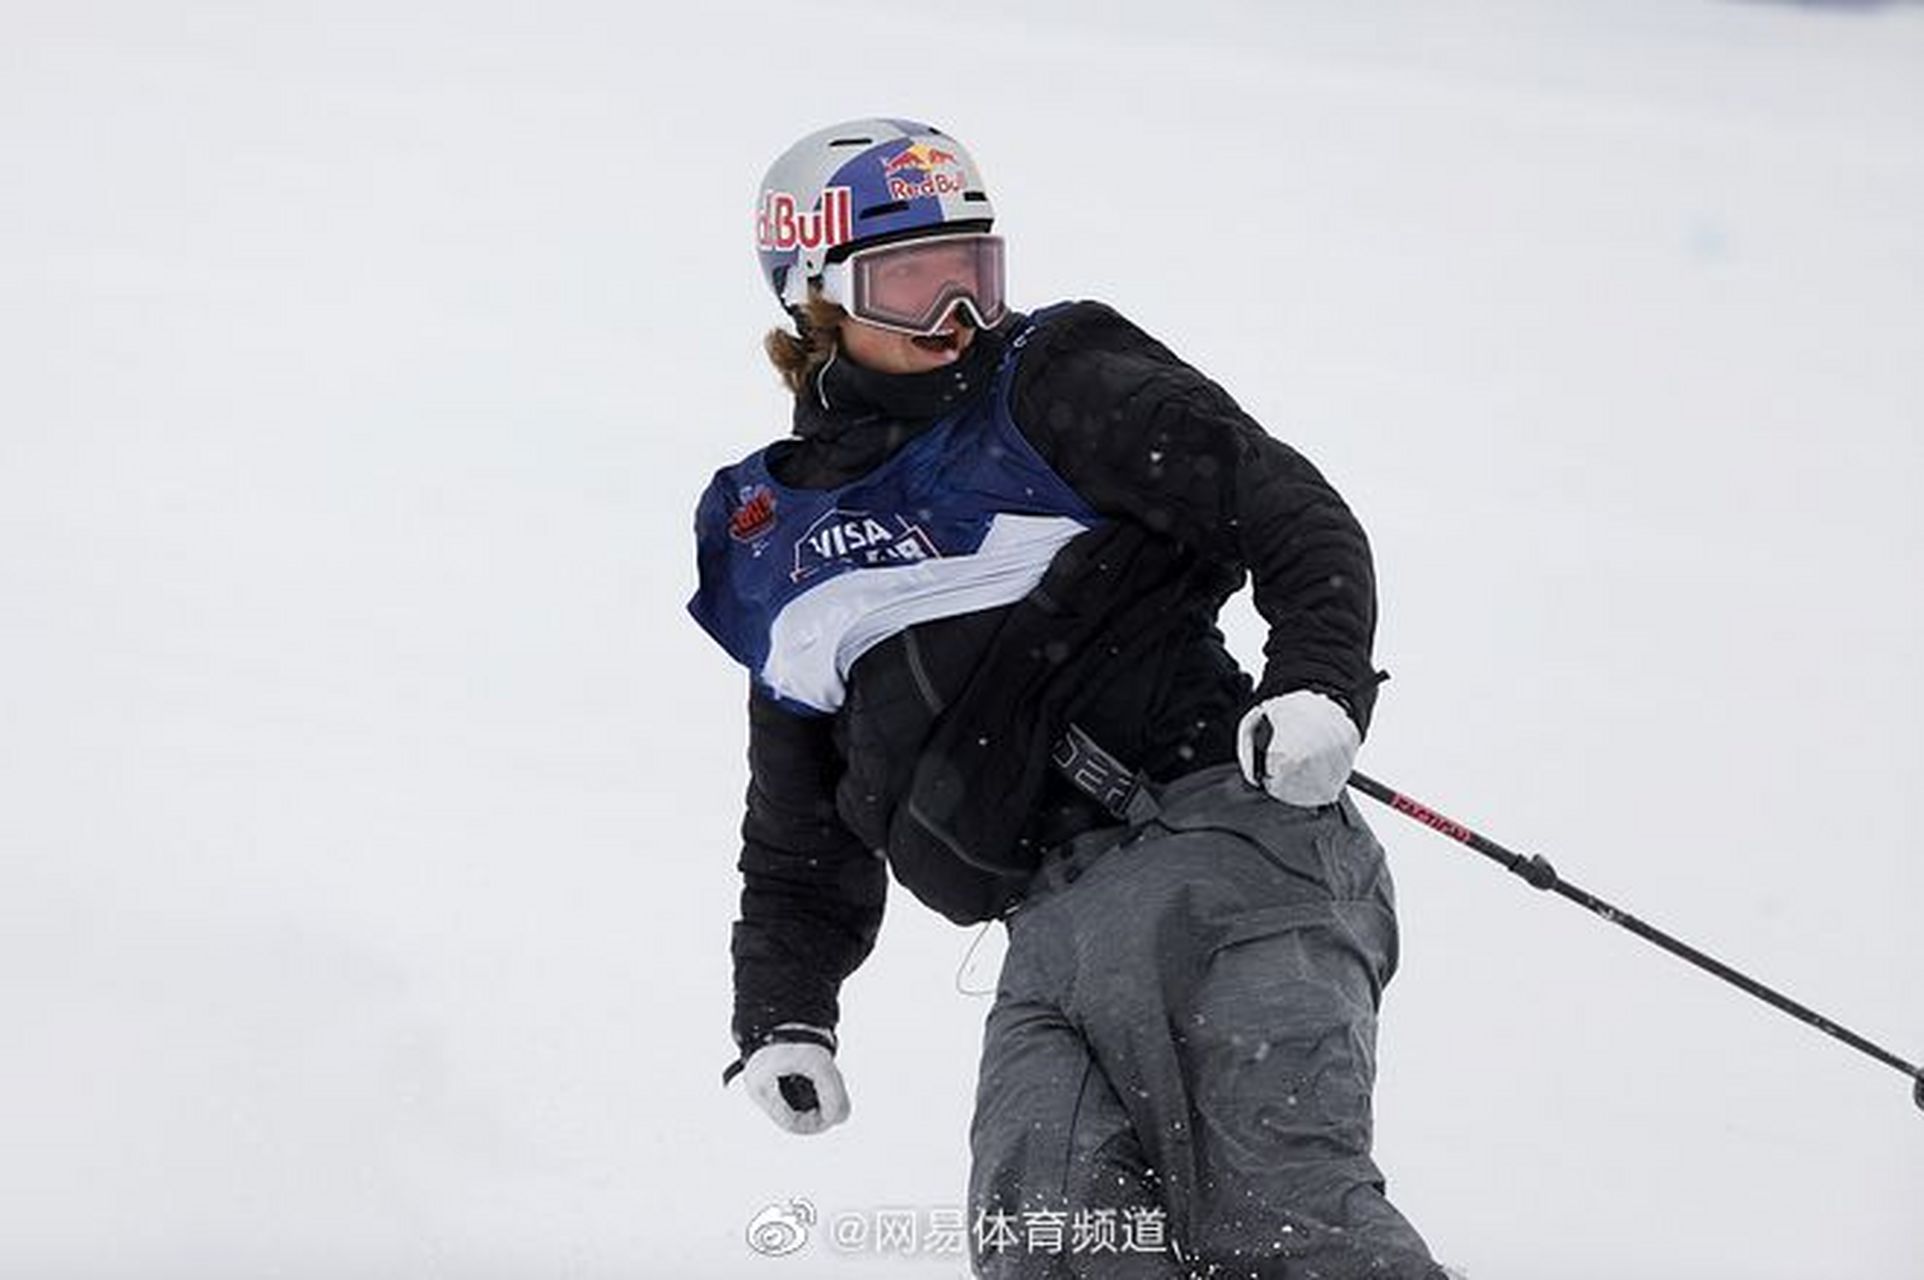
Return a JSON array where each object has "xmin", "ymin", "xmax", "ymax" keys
[{"xmin": 845, "ymin": 235, "xmax": 1006, "ymax": 335}]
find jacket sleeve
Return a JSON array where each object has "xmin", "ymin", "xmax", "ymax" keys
[
  {"xmin": 729, "ymin": 685, "xmax": 888, "ymax": 1063},
  {"xmin": 1010, "ymin": 301, "xmax": 1383, "ymax": 733}
]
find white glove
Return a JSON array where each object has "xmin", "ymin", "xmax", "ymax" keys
[
  {"xmin": 739, "ymin": 1032, "xmax": 850, "ymax": 1135},
  {"xmin": 1236, "ymin": 690, "xmax": 1361, "ymax": 808}
]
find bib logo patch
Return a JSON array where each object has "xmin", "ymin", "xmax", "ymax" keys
[
  {"xmin": 792, "ymin": 509, "xmax": 940, "ymax": 583},
  {"xmin": 729, "ymin": 484, "xmax": 778, "ymax": 544}
]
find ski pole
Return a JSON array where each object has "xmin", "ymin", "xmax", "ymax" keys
[{"xmin": 1346, "ymin": 770, "xmax": 1924, "ymax": 1114}]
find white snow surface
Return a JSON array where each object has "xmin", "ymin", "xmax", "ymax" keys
[{"xmin": 2, "ymin": 2, "xmax": 1920, "ymax": 1277}]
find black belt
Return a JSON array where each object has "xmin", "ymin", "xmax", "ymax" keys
[{"xmin": 1051, "ymin": 723, "xmax": 1160, "ymax": 825}]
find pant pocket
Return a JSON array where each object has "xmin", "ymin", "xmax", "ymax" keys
[{"xmin": 1187, "ymin": 905, "xmax": 1382, "ymax": 1184}]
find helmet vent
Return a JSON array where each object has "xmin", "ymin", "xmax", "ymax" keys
[
  {"xmin": 858, "ymin": 200, "xmax": 910, "ymax": 220},
  {"xmin": 827, "ymin": 136, "xmax": 873, "ymax": 147},
  {"xmin": 962, "ymin": 191, "xmax": 989, "ymax": 203}
]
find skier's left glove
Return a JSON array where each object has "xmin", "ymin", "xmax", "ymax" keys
[
  {"xmin": 726, "ymin": 1024, "xmax": 850, "ymax": 1136},
  {"xmin": 1236, "ymin": 690, "xmax": 1360, "ymax": 808}
]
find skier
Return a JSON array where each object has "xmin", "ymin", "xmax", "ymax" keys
[{"xmin": 690, "ymin": 118, "xmax": 1445, "ymax": 1278}]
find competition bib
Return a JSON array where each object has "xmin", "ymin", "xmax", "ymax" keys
[{"xmin": 688, "ymin": 324, "xmax": 1096, "ymax": 714}]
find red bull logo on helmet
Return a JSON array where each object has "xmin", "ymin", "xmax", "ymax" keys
[
  {"xmin": 756, "ymin": 186, "xmax": 853, "ymax": 253},
  {"xmin": 878, "ymin": 143, "xmax": 969, "ymax": 201}
]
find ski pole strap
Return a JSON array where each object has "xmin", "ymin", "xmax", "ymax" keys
[
  {"xmin": 1052, "ymin": 723, "xmax": 1159, "ymax": 826},
  {"xmin": 720, "ymin": 1023, "xmax": 837, "ymax": 1088}
]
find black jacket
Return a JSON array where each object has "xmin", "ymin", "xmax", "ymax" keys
[{"xmin": 726, "ymin": 301, "xmax": 1381, "ymax": 1057}]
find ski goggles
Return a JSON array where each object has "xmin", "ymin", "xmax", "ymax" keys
[{"xmin": 820, "ymin": 233, "xmax": 1007, "ymax": 335}]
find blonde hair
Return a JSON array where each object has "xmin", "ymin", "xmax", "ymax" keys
[{"xmin": 763, "ymin": 287, "xmax": 847, "ymax": 395}]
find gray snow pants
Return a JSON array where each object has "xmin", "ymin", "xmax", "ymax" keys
[{"xmin": 968, "ymin": 764, "xmax": 1442, "ymax": 1279}]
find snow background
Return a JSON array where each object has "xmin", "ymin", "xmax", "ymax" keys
[{"xmin": 2, "ymin": 0, "xmax": 1920, "ymax": 1276}]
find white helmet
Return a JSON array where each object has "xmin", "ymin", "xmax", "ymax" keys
[{"xmin": 754, "ymin": 117, "xmax": 997, "ymax": 316}]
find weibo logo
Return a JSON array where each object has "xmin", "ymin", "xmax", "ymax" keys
[{"xmin": 792, "ymin": 510, "xmax": 940, "ymax": 583}]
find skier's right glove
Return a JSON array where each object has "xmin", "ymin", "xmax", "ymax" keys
[
  {"xmin": 728, "ymin": 1024, "xmax": 850, "ymax": 1136},
  {"xmin": 1237, "ymin": 689, "xmax": 1360, "ymax": 808}
]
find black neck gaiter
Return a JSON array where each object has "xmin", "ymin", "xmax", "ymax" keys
[{"xmin": 778, "ymin": 320, "xmax": 1012, "ymax": 488}]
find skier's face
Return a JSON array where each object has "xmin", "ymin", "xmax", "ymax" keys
[{"xmin": 837, "ymin": 307, "xmax": 976, "ymax": 376}]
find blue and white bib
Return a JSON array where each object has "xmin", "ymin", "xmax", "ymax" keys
[{"xmin": 688, "ymin": 325, "xmax": 1097, "ymax": 716}]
